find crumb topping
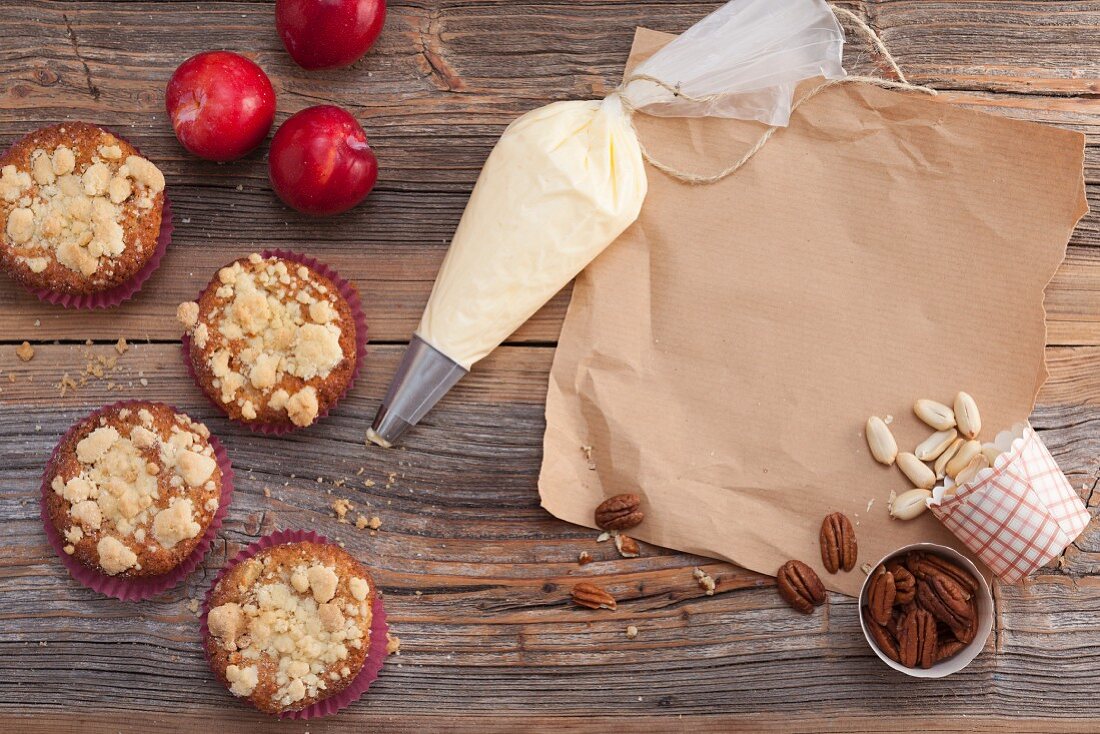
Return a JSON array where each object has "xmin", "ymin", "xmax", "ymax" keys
[
  {"xmin": 179, "ymin": 254, "xmax": 349, "ymax": 427},
  {"xmin": 2, "ymin": 134, "xmax": 164, "ymax": 277},
  {"xmin": 209, "ymin": 554, "xmax": 372, "ymax": 709},
  {"xmin": 97, "ymin": 535, "xmax": 138, "ymax": 575},
  {"xmin": 51, "ymin": 406, "xmax": 219, "ymax": 575}
]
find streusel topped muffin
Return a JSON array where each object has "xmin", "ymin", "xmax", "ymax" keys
[
  {"xmin": 44, "ymin": 402, "xmax": 222, "ymax": 577},
  {"xmin": 0, "ymin": 123, "xmax": 166, "ymax": 294},
  {"xmin": 205, "ymin": 541, "xmax": 376, "ymax": 714},
  {"xmin": 178, "ymin": 253, "xmax": 358, "ymax": 429}
]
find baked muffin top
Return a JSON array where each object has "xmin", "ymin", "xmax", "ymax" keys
[
  {"xmin": 205, "ymin": 541, "xmax": 376, "ymax": 715},
  {"xmin": 0, "ymin": 122, "xmax": 166, "ymax": 294},
  {"xmin": 178, "ymin": 253, "xmax": 358, "ymax": 428},
  {"xmin": 45, "ymin": 402, "xmax": 222, "ymax": 577}
]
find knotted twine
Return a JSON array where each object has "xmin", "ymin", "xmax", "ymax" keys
[{"xmin": 617, "ymin": 5, "xmax": 938, "ymax": 185}]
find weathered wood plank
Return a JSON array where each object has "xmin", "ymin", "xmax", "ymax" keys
[
  {"xmin": 7, "ymin": 712, "xmax": 1100, "ymax": 734},
  {"xmin": 0, "ymin": 1, "xmax": 1098, "ymax": 343}
]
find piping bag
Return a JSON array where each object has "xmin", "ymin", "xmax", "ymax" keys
[{"xmin": 369, "ymin": 0, "xmax": 846, "ymax": 447}]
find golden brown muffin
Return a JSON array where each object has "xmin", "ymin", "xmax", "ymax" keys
[
  {"xmin": 178, "ymin": 253, "xmax": 358, "ymax": 428},
  {"xmin": 0, "ymin": 122, "xmax": 166, "ymax": 294},
  {"xmin": 205, "ymin": 541, "xmax": 376, "ymax": 715},
  {"xmin": 44, "ymin": 402, "xmax": 222, "ymax": 577}
]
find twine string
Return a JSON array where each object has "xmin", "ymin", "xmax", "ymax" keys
[{"xmin": 618, "ymin": 4, "xmax": 937, "ymax": 185}]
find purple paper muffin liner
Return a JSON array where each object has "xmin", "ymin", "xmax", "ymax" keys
[
  {"xmin": 0, "ymin": 127, "xmax": 174, "ymax": 309},
  {"xmin": 181, "ymin": 249, "xmax": 368, "ymax": 435},
  {"xmin": 200, "ymin": 529, "xmax": 390, "ymax": 720},
  {"xmin": 40, "ymin": 400, "xmax": 235, "ymax": 601}
]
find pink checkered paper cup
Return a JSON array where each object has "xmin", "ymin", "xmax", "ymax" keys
[{"xmin": 928, "ymin": 423, "xmax": 1090, "ymax": 583}]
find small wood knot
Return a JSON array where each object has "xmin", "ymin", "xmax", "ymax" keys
[
  {"xmin": 541, "ymin": 581, "xmax": 556, "ymax": 593},
  {"xmin": 138, "ymin": 89, "xmax": 158, "ymax": 108},
  {"xmin": 10, "ymin": 84, "xmax": 31, "ymax": 98},
  {"xmin": 33, "ymin": 68, "xmax": 59, "ymax": 86}
]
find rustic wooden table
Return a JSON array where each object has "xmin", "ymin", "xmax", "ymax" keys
[{"xmin": 1, "ymin": 1, "xmax": 1098, "ymax": 731}]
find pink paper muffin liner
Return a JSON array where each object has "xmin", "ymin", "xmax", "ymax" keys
[
  {"xmin": 200, "ymin": 529, "xmax": 390, "ymax": 720},
  {"xmin": 181, "ymin": 249, "xmax": 368, "ymax": 435},
  {"xmin": 40, "ymin": 400, "xmax": 235, "ymax": 601},
  {"xmin": 1, "ymin": 128, "xmax": 174, "ymax": 309}
]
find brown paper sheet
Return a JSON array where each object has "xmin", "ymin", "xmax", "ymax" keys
[{"xmin": 538, "ymin": 28, "xmax": 1088, "ymax": 596}]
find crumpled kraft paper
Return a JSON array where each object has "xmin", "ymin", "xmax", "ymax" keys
[{"xmin": 538, "ymin": 28, "xmax": 1088, "ymax": 596}]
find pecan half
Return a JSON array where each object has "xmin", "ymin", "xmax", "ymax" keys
[
  {"xmin": 777, "ymin": 560, "xmax": 826, "ymax": 614},
  {"xmin": 866, "ymin": 567, "xmax": 896, "ymax": 626},
  {"xmin": 936, "ymin": 638, "xmax": 967, "ymax": 662},
  {"xmin": 886, "ymin": 609, "xmax": 901, "ymax": 639},
  {"xmin": 863, "ymin": 606, "xmax": 900, "ymax": 663},
  {"xmin": 950, "ymin": 597, "xmax": 978, "ymax": 644},
  {"xmin": 898, "ymin": 608, "xmax": 938, "ymax": 669},
  {"xmin": 886, "ymin": 561, "xmax": 916, "ymax": 605},
  {"xmin": 594, "ymin": 494, "xmax": 644, "ymax": 531},
  {"xmin": 820, "ymin": 512, "xmax": 858, "ymax": 573},
  {"xmin": 916, "ymin": 575, "xmax": 975, "ymax": 639},
  {"xmin": 906, "ymin": 552, "xmax": 978, "ymax": 595},
  {"xmin": 571, "ymin": 582, "xmax": 616, "ymax": 610}
]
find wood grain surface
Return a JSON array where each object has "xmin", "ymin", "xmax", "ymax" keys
[{"xmin": 0, "ymin": 1, "xmax": 1098, "ymax": 732}]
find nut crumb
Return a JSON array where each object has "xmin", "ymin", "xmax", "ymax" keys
[
  {"xmin": 625, "ymin": 625, "xmax": 638, "ymax": 639},
  {"xmin": 860, "ymin": 562, "xmax": 874, "ymax": 575},
  {"xmin": 596, "ymin": 531, "xmax": 611, "ymax": 543},
  {"xmin": 16, "ymin": 341, "xmax": 34, "ymax": 362},
  {"xmin": 354, "ymin": 514, "xmax": 369, "ymax": 530},
  {"xmin": 581, "ymin": 444, "xmax": 596, "ymax": 470},
  {"xmin": 693, "ymin": 567, "xmax": 716, "ymax": 596},
  {"xmin": 187, "ymin": 598, "xmax": 201, "ymax": 615},
  {"xmin": 578, "ymin": 551, "xmax": 592, "ymax": 565},
  {"xmin": 367, "ymin": 516, "xmax": 381, "ymax": 530},
  {"xmin": 614, "ymin": 534, "xmax": 640, "ymax": 558},
  {"xmin": 115, "ymin": 337, "xmax": 128, "ymax": 354},
  {"xmin": 386, "ymin": 633, "xmax": 401, "ymax": 655},
  {"xmin": 263, "ymin": 487, "xmax": 271, "ymax": 498},
  {"xmin": 331, "ymin": 498, "xmax": 353, "ymax": 522}
]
